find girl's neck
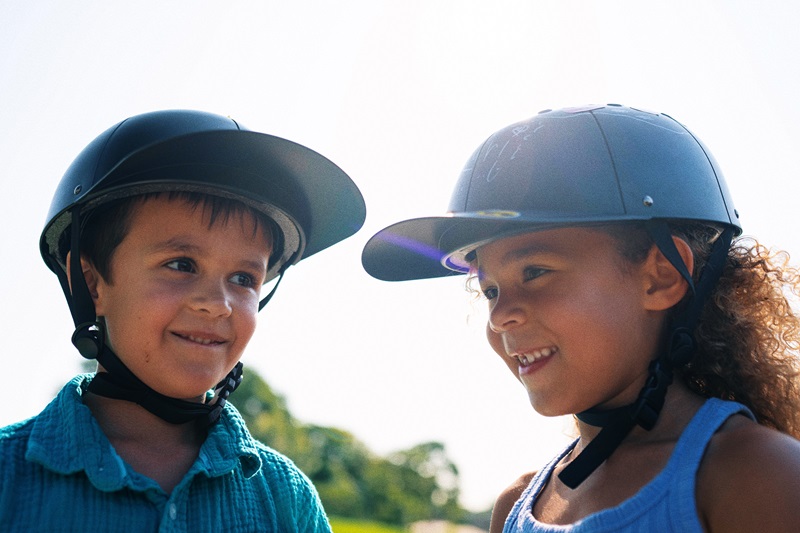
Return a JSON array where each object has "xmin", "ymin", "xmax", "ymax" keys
[{"xmin": 573, "ymin": 379, "xmax": 705, "ymax": 451}]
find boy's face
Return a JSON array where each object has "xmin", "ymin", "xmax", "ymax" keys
[
  {"xmin": 88, "ymin": 196, "xmax": 271, "ymax": 401},
  {"xmin": 475, "ymin": 227, "xmax": 666, "ymax": 418}
]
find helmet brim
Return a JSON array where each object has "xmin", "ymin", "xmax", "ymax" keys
[
  {"xmin": 361, "ymin": 212, "xmax": 660, "ymax": 282},
  {"xmin": 42, "ymin": 129, "xmax": 366, "ymax": 282}
]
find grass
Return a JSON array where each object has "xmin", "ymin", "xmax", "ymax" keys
[{"xmin": 329, "ymin": 516, "xmax": 407, "ymax": 533}]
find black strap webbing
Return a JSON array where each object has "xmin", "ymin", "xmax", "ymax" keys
[{"xmin": 558, "ymin": 223, "xmax": 735, "ymax": 489}]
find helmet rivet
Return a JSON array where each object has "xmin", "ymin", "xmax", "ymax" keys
[
  {"xmin": 73, "ymin": 185, "xmax": 82, "ymax": 195},
  {"xmin": 642, "ymin": 195, "xmax": 654, "ymax": 207}
]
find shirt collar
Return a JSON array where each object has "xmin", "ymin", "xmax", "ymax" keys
[{"xmin": 25, "ymin": 374, "xmax": 263, "ymax": 491}]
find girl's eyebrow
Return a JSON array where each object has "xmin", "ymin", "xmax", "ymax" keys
[
  {"xmin": 502, "ymin": 243, "xmax": 558, "ymax": 263},
  {"xmin": 474, "ymin": 243, "xmax": 558, "ymax": 282}
]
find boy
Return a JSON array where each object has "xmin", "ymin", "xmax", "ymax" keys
[{"xmin": 0, "ymin": 109, "xmax": 366, "ymax": 531}]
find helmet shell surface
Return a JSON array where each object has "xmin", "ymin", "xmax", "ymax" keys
[
  {"xmin": 42, "ymin": 109, "xmax": 366, "ymax": 282},
  {"xmin": 362, "ymin": 104, "xmax": 740, "ymax": 281}
]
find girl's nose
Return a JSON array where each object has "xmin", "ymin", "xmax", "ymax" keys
[{"xmin": 488, "ymin": 290, "xmax": 528, "ymax": 333}]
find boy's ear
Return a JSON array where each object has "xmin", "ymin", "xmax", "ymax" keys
[
  {"xmin": 642, "ymin": 236, "xmax": 695, "ymax": 312},
  {"xmin": 65, "ymin": 252, "xmax": 101, "ymax": 303}
]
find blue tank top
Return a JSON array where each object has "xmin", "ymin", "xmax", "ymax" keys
[{"xmin": 502, "ymin": 398, "xmax": 754, "ymax": 532}]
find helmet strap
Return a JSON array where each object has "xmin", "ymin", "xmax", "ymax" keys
[
  {"xmin": 558, "ymin": 223, "xmax": 734, "ymax": 489},
  {"xmin": 87, "ymin": 345, "xmax": 244, "ymax": 427},
  {"xmin": 258, "ymin": 251, "xmax": 297, "ymax": 311},
  {"xmin": 63, "ymin": 206, "xmax": 246, "ymax": 426},
  {"xmin": 64, "ymin": 207, "xmax": 105, "ymax": 359}
]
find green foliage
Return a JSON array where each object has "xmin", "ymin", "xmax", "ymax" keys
[
  {"xmin": 232, "ymin": 369, "xmax": 468, "ymax": 526},
  {"xmin": 328, "ymin": 516, "xmax": 406, "ymax": 533}
]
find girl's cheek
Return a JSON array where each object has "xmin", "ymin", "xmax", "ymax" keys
[{"xmin": 486, "ymin": 323, "xmax": 505, "ymax": 356}]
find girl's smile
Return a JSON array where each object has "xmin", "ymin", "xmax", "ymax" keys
[{"xmin": 475, "ymin": 227, "xmax": 666, "ymax": 417}]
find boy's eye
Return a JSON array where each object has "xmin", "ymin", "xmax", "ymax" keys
[
  {"xmin": 229, "ymin": 272, "xmax": 258, "ymax": 288},
  {"xmin": 165, "ymin": 258, "xmax": 195, "ymax": 273}
]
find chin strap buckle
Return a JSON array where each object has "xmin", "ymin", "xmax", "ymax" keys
[
  {"xmin": 206, "ymin": 362, "xmax": 244, "ymax": 425},
  {"xmin": 71, "ymin": 321, "xmax": 104, "ymax": 360},
  {"xmin": 629, "ymin": 359, "xmax": 672, "ymax": 431}
]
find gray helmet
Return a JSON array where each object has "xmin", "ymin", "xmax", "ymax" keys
[
  {"xmin": 362, "ymin": 104, "xmax": 740, "ymax": 281},
  {"xmin": 42, "ymin": 109, "xmax": 366, "ymax": 286},
  {"xmin": 362, "ymin": 103, "xmax": 742, "ymax": 488}
]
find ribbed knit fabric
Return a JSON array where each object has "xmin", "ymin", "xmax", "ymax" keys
[
  {"xmin": 503, "ymin": 398, "xmax": 754, "ymax": 533},
  {"xmin": 0, "ymin": 374, "xmax": 331, "ymax": 532}
]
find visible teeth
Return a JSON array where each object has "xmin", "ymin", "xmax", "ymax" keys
[
  {"xmin": 187, "ymin": 335, "xmax": 214, "ymax": 345},
  {"xmin": 516, "ymin": 347, "xmax": 556, "ymax": 365}
]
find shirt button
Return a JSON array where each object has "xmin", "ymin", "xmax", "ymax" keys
[{"xmin": 169, "ymin": 503, "xmax": 177, "ymax": 520}]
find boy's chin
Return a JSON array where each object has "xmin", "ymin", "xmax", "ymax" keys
[{"xmin": 151, "ymin": 382, "xmax": 219, "ymax": 404}]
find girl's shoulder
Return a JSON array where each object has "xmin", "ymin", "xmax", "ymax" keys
[
  {"xmin": 697, "ymin": 415, "xmax": 800, "ymax": 532},
  {"xmin": 489, "ymin": 471, "xmax": 537, "ymax": 533}
]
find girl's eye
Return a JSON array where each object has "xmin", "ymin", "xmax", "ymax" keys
[
  {"xmin": 523, "ymin": 266, "xmax": 548, "ymax": 281},
  {"xmin": 481, "ymin": 286, "xmax": 498, "ymax": 300},
  {"xmin": 480, "ymin": 266, "xmax": 548, "ymax": 300},
  {"xmin": 165, "ymin": 258, "xmax": 195, "ymax": 273},
  {"xmin": 230, "ymin": 272, "xmax": 258, "ymax": 288}
]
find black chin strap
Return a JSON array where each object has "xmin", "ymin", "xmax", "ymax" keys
[
  {"xmin": 558, "ymin": 223, "xmax": 734, "ymax": 489},
  {"xmin": 88, "ymin": 347, "xmax": 243, "ymax": 426}
]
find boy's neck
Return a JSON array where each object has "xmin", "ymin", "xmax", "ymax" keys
[{"xmin": 83, "ymin": 391, "xmax": 206, "ymax": 493}]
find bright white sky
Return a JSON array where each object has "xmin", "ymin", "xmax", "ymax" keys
[{"xmin": 2, "ymin": 0, "xmax": 799, "ymax": 513}]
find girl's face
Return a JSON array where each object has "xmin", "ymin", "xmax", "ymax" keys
[{"xmin": 475, "ymin": 227, "xmax": 667, "ymax": 417}]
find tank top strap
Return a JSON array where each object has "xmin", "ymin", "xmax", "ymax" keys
[
  {"xmin": 503, "ymin": 440, "xmax": 578, "ymax": 532},
  {"xmin": 665, "ymin": 398, "xmax": 754, "ymax": 525}
]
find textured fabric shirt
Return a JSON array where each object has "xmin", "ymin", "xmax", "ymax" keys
[
  {"xmin": 0, "ymin": 375, "xmax": 331, "ymax": 533},
  {"xmin": 503, "ymin": 398, "xmax": 754, "ymax": 532}
]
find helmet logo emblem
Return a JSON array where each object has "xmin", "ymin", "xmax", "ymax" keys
[{"xmin": 474, "ymin": 210, "xmax": 520, "ymax": 218}]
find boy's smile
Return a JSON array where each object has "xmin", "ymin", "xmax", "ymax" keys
[
  {"xmin": 476, "ymin": 227, "xmax": 665, "ymax": 417},
  {"xmin": 87, "ymin": 196, "xmax": 272, "ymax": 401}
]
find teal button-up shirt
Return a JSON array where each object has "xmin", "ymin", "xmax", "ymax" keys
[{"xmin": 0, "ymin": 375, "xmax": 331, "ymax": 532}]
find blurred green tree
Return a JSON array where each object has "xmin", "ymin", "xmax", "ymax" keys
[{"xmin": 231, "ymin": 368, "xmax": 466, "ymax": 526}]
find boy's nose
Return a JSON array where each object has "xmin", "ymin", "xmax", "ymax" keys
[{"xmin": 190, "ymin": 279, "xmax": 233, "ymax": 317}]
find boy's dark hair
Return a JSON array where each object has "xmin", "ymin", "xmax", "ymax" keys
[{"xmin": 60, "ymin": 191, "xmax": 277, "ymax": 284}]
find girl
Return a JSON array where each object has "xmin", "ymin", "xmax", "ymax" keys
[{"xmin": 362, "ymin": 104, "xmax": 800, "ymax": 532}]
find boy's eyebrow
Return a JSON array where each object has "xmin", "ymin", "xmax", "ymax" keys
[{"xmin": 148, "ymin": 238, "xmax": 269, "ymax": 272}]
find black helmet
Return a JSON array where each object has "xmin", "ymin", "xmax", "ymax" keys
[
  {"xmin": 361, "ymin": 104, "xmax": 740, "ymax": 488},
  {"xmin": 39, "ymin": 109, "xmax": 366, "ymax": 426},
  {"xmin": 362, "ymin": 104, "xmax": 739, "ymax": 281},
  {"xmin": 42, "ymin": 109, "xmax": 366, "ymax": 286}
]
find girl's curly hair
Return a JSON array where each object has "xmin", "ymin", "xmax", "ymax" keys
[{"xmin": 612, "ymin": 222, "xmax": 800, "ymax": 438}]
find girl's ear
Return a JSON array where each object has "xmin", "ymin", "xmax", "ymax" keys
[
  {"xmin": 642, "ymin": 236, "xmax": 695, "ymax": 312},
  {"xmin": 65, "ymin": 252, "xmax": 101, "ymax": 303}
]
